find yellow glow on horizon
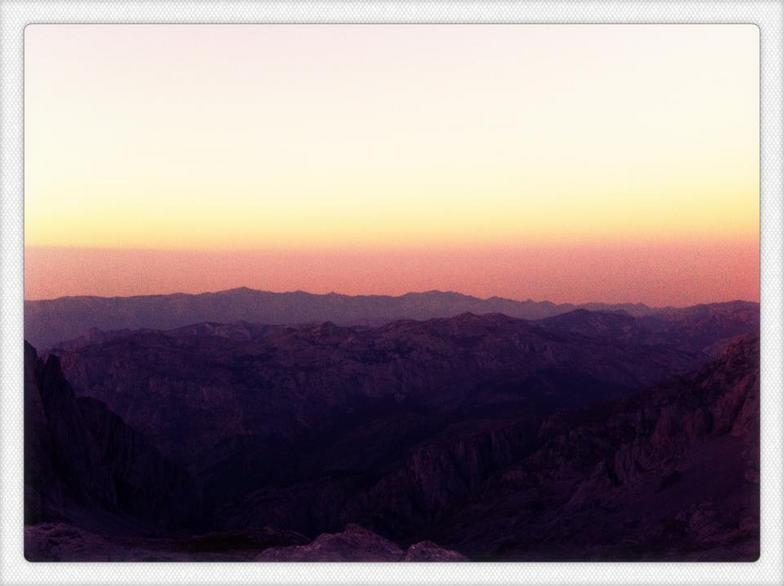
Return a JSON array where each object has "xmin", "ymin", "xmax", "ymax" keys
[
  {"xmin": 26, "ymin": 186, "xmax": 757, "ymax": 251},
  {"xmin": 25, "ymin": 25, "xmax": 759, "ymax": 257}
]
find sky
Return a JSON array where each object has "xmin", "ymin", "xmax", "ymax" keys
[{"xmin": 24, "ymin": 24, "xmax": 759, "ymax": 305}]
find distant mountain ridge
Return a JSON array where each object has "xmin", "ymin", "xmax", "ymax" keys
[{"xmin": 24, "ymin": 286, "xmax": 757, "ymax": 350}]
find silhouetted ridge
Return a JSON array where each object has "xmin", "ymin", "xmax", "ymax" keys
[{"xmin": 25, "ymin": 288, "xmax": 697, "ymax": 350}]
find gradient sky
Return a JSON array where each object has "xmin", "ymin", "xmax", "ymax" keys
[{"xmin": 24, "ymin": 25, "xmax": 759, "ymax": 305}]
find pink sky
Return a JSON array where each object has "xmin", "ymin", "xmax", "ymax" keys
[{"xmin": 25, "ymin": 241, "xmax": 759, "ymax": 306}]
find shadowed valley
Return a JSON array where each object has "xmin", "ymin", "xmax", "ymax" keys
[{"xmin": 24, "ymin": 295, "xmax": 759, "ymax": 561}]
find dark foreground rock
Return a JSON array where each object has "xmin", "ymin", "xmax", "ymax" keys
[
  {"xmin": 24, "ymin": 342, "xmax": 198, "ymax": 534},
  {"xmin": 25, "ymin": 523, "xmax": 464, "ymax": 562},
  {"xmin": 257, "ymin": 524, "xmax": 466, "ymax": 562}
]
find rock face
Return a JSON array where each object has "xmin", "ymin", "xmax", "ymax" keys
[
  {"xmin": 432, "ymin": 335, "xmax": 760, "ymax": 560},
  {"xmin": 23, "ymin": 342, "xmax": 198, "ymax": 546},
  {"xmin": 24, "ymin": 305, "xmax": 759, "ymax": 561}
]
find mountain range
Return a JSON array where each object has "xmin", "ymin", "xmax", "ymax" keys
[
  {"xmin": 23, "ymin": 293, "xmax": 759, "ymax": 561},
  {"xmin": 25, "ymin": 287, "xmax": 699, "ymax": 350}
]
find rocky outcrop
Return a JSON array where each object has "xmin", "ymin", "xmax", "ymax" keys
[
  {"xmin": 433, "ymin": 335, "xmax": 760, "ymax": 560},
  {"xmin": 402, "ymin": 540, "xmax": 468, "ymax": 561},
  {"xmin": 24, "ymin": 344, "xmax": 66, "ymax": 524},
  {"xmin": 24, "ymin": 342, "xmax": 198, "ymax": 533},
  {"xmin": 257, "ymin": 524, "xmax": 465, "ymax": 562}
]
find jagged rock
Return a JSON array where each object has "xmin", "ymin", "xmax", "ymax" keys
[
  {"xmin": 403, "ymin": 541, "xmax": 467, "ymax": 561},
  {"xmin": 255, "ymin": 525, "xmax": 465, "ymax": 562},
  {"xmin": 257, "ymin": 524, "xmax": 403, "ymax": 561},
  {"xmin": 24, "ymin": 342, "xmax": 198, "ymax": 532},
  {"xmin": 434, "ymin": 336, "xmax": 760, "ymax": 560}
]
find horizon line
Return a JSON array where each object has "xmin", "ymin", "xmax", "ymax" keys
[{"xmin": 23, "ymin": 286, "xmax": 760, "ymax": 310}]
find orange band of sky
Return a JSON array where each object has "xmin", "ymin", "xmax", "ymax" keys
[{"xmin": 24, "ymin": 25, "xmax": 759, "ymax": 304}]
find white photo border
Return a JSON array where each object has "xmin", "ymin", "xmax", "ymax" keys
[{"xmin": 1, "ymin": 2, "xmax": 782, "ymax": 585}]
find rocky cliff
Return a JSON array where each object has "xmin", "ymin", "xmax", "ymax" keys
[{"xmin": 24, "ymin": 342, "xmax": 198, "ymax": 546}]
